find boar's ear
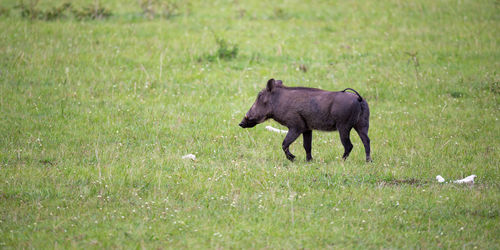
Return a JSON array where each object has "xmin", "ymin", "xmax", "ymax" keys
[
  {"xmin": 266, "ymin": 78, "xmax": 276, "ymax": 91},
  {"xmin": 276, "ymin": 80, "xmax": 283, "ymax": 86}
]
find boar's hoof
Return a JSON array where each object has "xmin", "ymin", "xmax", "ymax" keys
[
  {"xmin": 366, "ymin": 157, "xmax": 372, "ymax": 163},
  {"xmin": 306, "ymin": 156, "xmax": 313, "ymax": 162},
  {"xmin": 286, "ymin": 153, "xmax": 295, "ymax": 162}
]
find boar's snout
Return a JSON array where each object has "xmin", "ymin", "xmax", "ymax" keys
[
  {"xmin": 238, "ymin": 119, "xmax": 246, "ymax": 128},
  {"xmin": 239, "ymin": 114, "xmax": 258, "ymax": 128}
]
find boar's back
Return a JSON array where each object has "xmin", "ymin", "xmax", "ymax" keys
[{"xmin": 272, "ymin": 88, "xmax": 362, "ymax": 132}]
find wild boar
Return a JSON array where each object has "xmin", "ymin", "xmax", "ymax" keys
[{"xmin": 239, "ymin": 79, "xmax": 371, "ymax": 162}]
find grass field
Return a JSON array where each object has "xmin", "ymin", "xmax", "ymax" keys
[{"xmin": 0, "ymin": 0, "xmax": 499, "ymax": 248}]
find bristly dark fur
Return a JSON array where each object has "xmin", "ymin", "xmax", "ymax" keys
[
  {"xmin": 239, "ymin": 79, "xmax": 372, "ymax": 162},
  {"xmin": 283, "ymin": 86, "xmax": 323, "ymax": 91}
]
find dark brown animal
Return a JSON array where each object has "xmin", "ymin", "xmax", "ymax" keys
[{"xmin": 239, "ymin": 79, "xmax": 371, "ymax": 162}]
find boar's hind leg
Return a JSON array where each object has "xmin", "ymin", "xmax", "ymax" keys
[
  {"xmin": 355, "ymin": 125, "xmax": 371, "ymax": 162},
  {"xmin": 282, "ymin": 129, "xmax": 301, "ymax": 161},
  {"xmin": 303, "ymin": 130, "xmax": 313, "ymax": 161},
  {"xmin": 338, "ymin": 126, "xmax": 354, "ymax": 161}
]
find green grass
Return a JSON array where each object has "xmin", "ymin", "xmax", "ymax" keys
[{"xmin": 0, "ymin": 0, "xmax": 499, "ymax": 248}]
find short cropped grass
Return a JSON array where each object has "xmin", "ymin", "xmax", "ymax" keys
[{"xmin": 0, "ymin": 0, "xmax": 499, "ymax": 248}]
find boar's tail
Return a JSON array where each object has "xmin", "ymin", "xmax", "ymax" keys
[{"xmin": 342, "ymin": 88, "xmax": 363, "ymax": 101}]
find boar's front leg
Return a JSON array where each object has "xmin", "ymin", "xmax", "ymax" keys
[
  {"xmin": 303, "ymin": 130, "xmax": 313, "ymax": 161},
  {"xmin": 282, "ymin": 129, "xmax": 301, "ymax": 161}
]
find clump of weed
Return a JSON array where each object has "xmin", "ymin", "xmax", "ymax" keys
[
  {"xmin": 215, "ymin": 37, "xmax": 238, "ymax": 60},
  {"xmin": 489, "ymin": 81, "xmax": 499, "ymax": 95},
  {"xmin": 139, "ymin": 0, "xmax": 181, "ymax": 19},
  {"xmin": 299, "ymin": 64, "xmax": 307, "ymax": 73},
  {"xmin": 0, "ymin": 6, "xmax": 10, "ymax": 16},
  {"xmin": 290, "ymin": 63, "xmax": 308, "ymax": 73},
  {"xmin": 16, "ymin": 0, "xmax": 40, "ymax": 20},
  {"xmin": 140, "ymin": 0, "xmax": 156, "ymax": 19},
  {"xmin": 72, "ymin": 2, "xmax": 112, "ymax": 20},
  {"xmin": 237, "ymin": 8, "xmax": 246, "ymax": 18},
  {"xmin": 273, "ymin": 7, "xmax": 288, "ymax": 19},
  {"xmin": 15, "ymin": 0, "xmax": 108, "ymax": 21},
  {"xmin": 405, "ymin": 51, "xmax": 420, "ymax": 80},
  {"xmin": 16, "ymin": 0, "xmax": 71, "ymax": 21},
  {"xmin": 232, "ymin": 0, "xmax": 246, "ymax": 19},
  {"xmin": 449, "ymin": 91, "xmax": 464, "ymax": 98},
  {"xmin": 43, "ymin": 3, "xmax": 71, "ymax": 21},
  {"xmin": 202, "ymin": 35, "xmax": 239, "ymax": 62},
  {"xmin": 159, "ymin": 1, "xmax": 180, "ymax": 19}
]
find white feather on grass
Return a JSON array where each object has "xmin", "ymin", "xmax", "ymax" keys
[
  {"xmin": 453, "ymin": 175, "xmax": 476, "ymax": 184},
  {"xmin": 265, "ymin": 126, "xmax": 288, "ymax": 134},
  {"xmin": 436, "ymin": 175, "xmax": 445, "ymax": 183},
  {"xmin": 435, "ymin": 174, "xmax": 477, "ymax": 184},
  {"xmin": 182, "ymin": 154, "xmax": 196, "ymax": 161}
]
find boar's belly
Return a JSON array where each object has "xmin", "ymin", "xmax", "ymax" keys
[
  {"xmin": 310, "ymin": 120, "xmax": 337, "ymax": 132},
  {"xmin": 300, "ymin": 111, "xmax": 337, "ymax": 132}
]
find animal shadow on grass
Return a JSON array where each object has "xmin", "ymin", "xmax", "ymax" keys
[{"xmin": 377, "ymin": 178, "xmax": 425, "ymax": 187}]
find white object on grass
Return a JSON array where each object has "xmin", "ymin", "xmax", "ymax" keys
[
  {"xmin": 265, "ymin": 125, "xmax": 288, "ymax": 134},
  {"xmin": 453, "ymin": 175, "xmax": 476, "ymax": 184},
  {"xmin": 436, "ymin": 175, "xmax": 445, "ymax": 183},
  {"xmin": 182, "ymin": 154, "xmax": 196, "ymax": 161}
]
